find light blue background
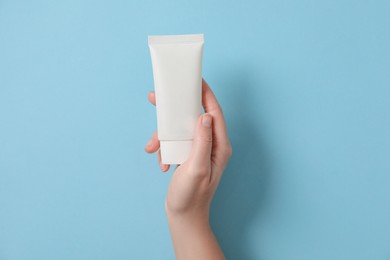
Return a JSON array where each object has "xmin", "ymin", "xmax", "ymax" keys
[{"xmin": 0, "ymin": 0, "xmax": 389, "ymax": 259}]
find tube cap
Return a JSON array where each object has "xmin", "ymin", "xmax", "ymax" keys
[{"xmin": 160, "ymin": 140, "xmax": 193, "ymax": 165}]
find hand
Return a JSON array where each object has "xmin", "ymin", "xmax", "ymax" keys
[{"xmin": 144, "ymin": 79, "xmax": 232, "ymax": 260}]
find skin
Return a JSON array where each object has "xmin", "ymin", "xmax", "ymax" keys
[{"xmin": 144, "ymin": 79, "xmax": 232, "ymax": 260}]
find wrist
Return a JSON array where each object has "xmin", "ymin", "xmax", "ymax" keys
[
  {"xmin": 165, "ymin": 198, "xmax": 210, "ymax": 223},
  {"xmin": 166, "ymin": 207, "xmax": 224, "ymax": 260},
  {"xmin": 166, "ymin": 207, "xmax": 210, "ymax": 228}
]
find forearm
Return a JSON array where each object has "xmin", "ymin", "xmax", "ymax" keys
[{"xmin": 167, "ymin": 211, "xmax": 225, "ymax": 260}]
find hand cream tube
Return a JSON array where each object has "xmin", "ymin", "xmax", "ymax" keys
[{"xmin": 148, "ymin": 34, "xmax": 204, "ymax": 164}]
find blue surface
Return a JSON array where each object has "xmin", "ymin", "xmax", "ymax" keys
[{"xmin": 0, "ymin": 0, "xmax": 389, "ymax": 259}]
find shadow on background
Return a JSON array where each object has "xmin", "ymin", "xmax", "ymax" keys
[{"xmin": 210, "ymin": 67, "xmax": 273, "ymax": 259}]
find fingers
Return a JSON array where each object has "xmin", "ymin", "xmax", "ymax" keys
[
  {"xmin": 202, "ymin": 79, "xmax": 222, "ymax": 113},
  {"xmin": 144, "ymin": 131, "xmax": 159, "ymax": 153},
  {"xmin": 148, "ymin": 91, "xmax": 156, "ymax": 106},
  {"xmin": 187, "ymin": 113, "xmax": 213, "ymax": 174},
  {"xmin": 144, "ymin": 131, "xmax": 169, "ymax": 172},
  {"xmin": 149, "ymin": 82, "xmax": 228, "ymax": 146},
  {"xmin": 202, "ymin": 80, "xmax": 228, "ymax": 141},
  {"xmin": 202, "ymin": 79, "xmax": 232, "ymax": 161},
  {"xmin": 145, "ymin": 91, "xmax": 169, "ymax": 172},
  {"xmin": 146, "ymin": 92, "xmax": 169, "ymax": 172},
  {"xmin": 157, "ymin": 149, "xmax": 170, "ymax": 172}
]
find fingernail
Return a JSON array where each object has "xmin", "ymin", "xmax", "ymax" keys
[
  {"xmin": 144, "ymin": 139, "xmax": 153, "ymax": 150},
  {"xmin": 160, "ymin": 162, "xmax": 166, "ymax": 171},
  {"xmin": 202, "ymin": 114, "xmax": 212, "ymax": 128}
]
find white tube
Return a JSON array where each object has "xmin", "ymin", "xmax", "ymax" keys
[{"xmin": 148, "ymin": 34, "xmax": 204, "ymax": 164}]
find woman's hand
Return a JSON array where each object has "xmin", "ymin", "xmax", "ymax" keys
[{"xmin": 144, "ymin": 79, "xmax": 232, "ymax": 260}]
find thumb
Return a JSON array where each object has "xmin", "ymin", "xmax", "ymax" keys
[{"xmin": 187, "ymin": 113, "xmax": 213, "ymax": 171}]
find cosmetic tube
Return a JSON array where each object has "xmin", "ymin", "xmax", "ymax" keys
[{"xmin": 148, "ymin": 34, "xmax": 204, "ymax": 164}]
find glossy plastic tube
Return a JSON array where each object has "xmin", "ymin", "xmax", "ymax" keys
[{"xmin": 148, "ymin": 34, "xmax": 204, "ymax": 164}]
